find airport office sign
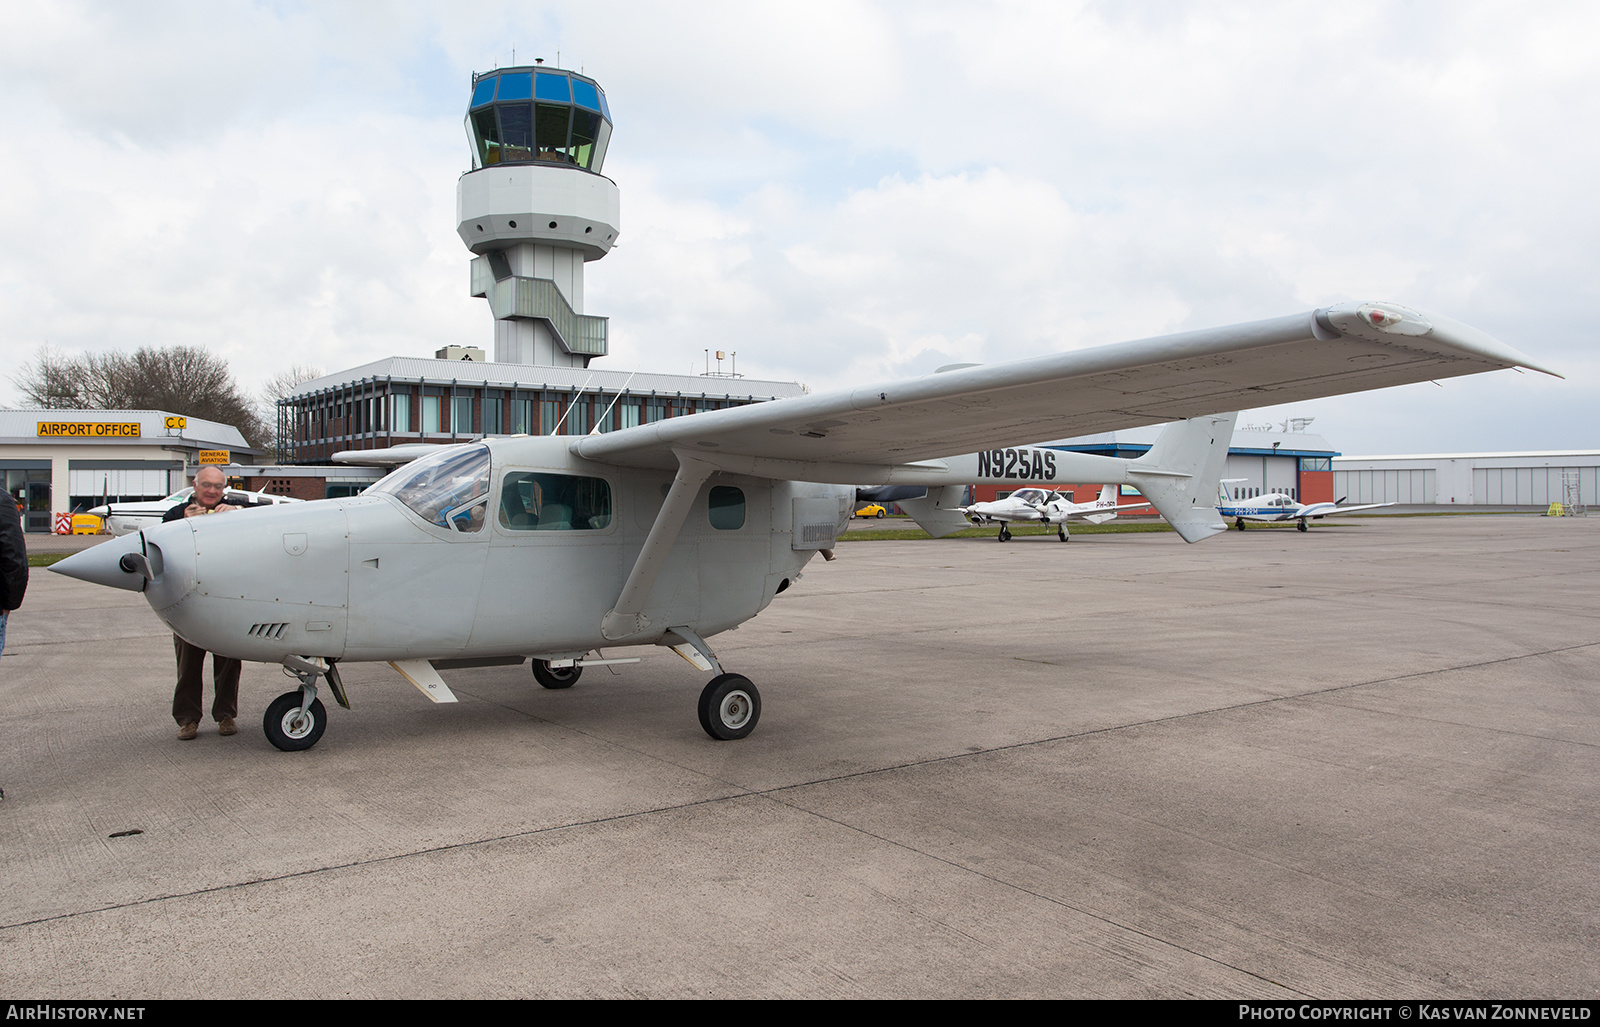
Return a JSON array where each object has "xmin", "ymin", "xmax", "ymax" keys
[{"xmin": 36, "ymin": 421, "xmax": 142, "ymax": 438}]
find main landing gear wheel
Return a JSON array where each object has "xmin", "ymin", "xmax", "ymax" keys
[
  {"xmin": 997, "ymin": 525, "xmax": 1012, "ymax": 543},
  {"xmin": 532, "ymin": 660, "xmax": 582, "ymax": 689},
  {"xmin": 698, "ymin": 674, "xmax": 761, "ymax": 741},
  {"xmin": 1235, "ymin": 518, "xmax": 1246, "ymax": 531},
  {"xmin": 264, "ymin": 690, "xmax": 327, "ymax": 752},
  {"xmin": 1297, "ymin": 519, "xmax": 1308, "ymax": 532}
]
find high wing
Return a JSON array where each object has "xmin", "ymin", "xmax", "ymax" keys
[{"xmin": 571, "ymin": 302, "xmax": 1552, "ymax": 480}]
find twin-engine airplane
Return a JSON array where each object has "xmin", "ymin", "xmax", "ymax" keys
[
  {"xmin": 53, "ymin": 301, "xmax": 1551, "ymax": 749},
  {"xmin": 1217, "ymin": 479, "xmax": 1395, "ymax": 531},
  {"xmin": 960, "ymin": 484, "xmax": 1150, "ymax": 542}
]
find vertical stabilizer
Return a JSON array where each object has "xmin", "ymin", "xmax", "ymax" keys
[{"xmin": 1127, "ymin": 413, "xmax": 1238, "ymax": 542}]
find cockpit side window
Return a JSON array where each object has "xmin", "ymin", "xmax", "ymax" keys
[
  {"xmin": 497, "ymin": 471, "xmax": 612, "ymax": 531},
  {"xmin": 369, "ymin": 444, "xmax": 491, "ymax": 533}
]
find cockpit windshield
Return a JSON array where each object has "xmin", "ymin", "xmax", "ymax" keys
[
  {"xmin": 369, "ymin": 444, "xmax": 491, "ymax": 533},
  {"xmin": 1012, "ymin": 489, "xmax": 1049, "ymax": 505}
]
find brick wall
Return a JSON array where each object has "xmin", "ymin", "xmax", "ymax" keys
[{"xmin": 242, "ymin": 476, "xmax": 326, "ymax": 502}]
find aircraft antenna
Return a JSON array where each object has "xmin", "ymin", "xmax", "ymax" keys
[
  {"xmin": 592, "ymin": 371, "xmax": 638, "ymax": 435},
  {"xmin": 551, "ymin": 375, "xmax": 594, "ymax": 435}
]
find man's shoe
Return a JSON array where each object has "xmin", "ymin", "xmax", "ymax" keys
[
  {"xmin": 178, "ymin": 722, "xmax": 199, "ymax": 741},
  {"xmin": 218, "ymin": 717, "xmax": 237, "ymax": 736}
]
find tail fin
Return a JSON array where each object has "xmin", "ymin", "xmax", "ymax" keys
[
  {"xmin": 1097, "ymin": 484, "xmax": 1118, "ymax": 507},
  {"xmin": 900, "ymin": 484, "xmax": 972, "ymax": 538},
  {"xmin": 1127, "ymin": 412, "xmax": 1238, "ymax": 543}
]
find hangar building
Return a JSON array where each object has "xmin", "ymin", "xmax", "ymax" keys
[
  {"xmin": 1334, "ymin": 450, "xmax": 1600, "ymax": 509},
  {"xmin": 965, "ymin": 425, "xmax": 1338, "ymax": 512}
]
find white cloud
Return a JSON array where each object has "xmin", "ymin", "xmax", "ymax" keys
[{"xmin": 0, "ymin": 0, "xmax": 1591, "ymax": 455}]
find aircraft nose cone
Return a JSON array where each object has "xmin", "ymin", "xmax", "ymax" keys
[{"xmin": 50, "ymin": 534, "xmax": 151, "ymax": 592}]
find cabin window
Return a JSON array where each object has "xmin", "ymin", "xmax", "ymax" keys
[
  {"xmin": 498, "ymin": 472, "xmax": 612, "ymax": 531},
  {"xmin": 371, "ymin": 444, "xmax": 490, "ymax": 533},
  {"xmin": 709, "ymin": 486, "xmax": 745, "ymax": 530}
]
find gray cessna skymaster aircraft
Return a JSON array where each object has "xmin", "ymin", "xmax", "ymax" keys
[{"xmin": 54, "ymin": 301, "xmax": 1551, "ymax": 749}]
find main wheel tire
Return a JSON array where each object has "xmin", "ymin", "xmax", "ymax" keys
[
  {"xmin": 263, "ymin": 691, "xmax": 327, "ymax": 752},
  {"xmin": 1235, "ymin": 519, "xmax": 1246, "ymax": 531},
  {"xmin": 1297, "ymin": 520, "xmax": 1308, "ymax": 532},
  {"xmin": 1059, "ymin": 529, "xmax": 1069, "ymax": 542},
  {"xmin": 533, "ymin": 660, "xmax": 582, "ymax": 689},
  {"xmin": 998, "ymin": 526, "xmax": 1011, "ymax": 542},
  {"xmin": 697, "ymin": 674, "xmax": 761, "ymax": 741}
]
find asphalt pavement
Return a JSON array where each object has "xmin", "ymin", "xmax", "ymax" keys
[{"xmin": 1, "ymin": 514, "xmax": 1596, "ymax": 998}]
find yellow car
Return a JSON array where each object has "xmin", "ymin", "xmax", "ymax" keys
[{"xmin": 854, "ymin": 504, "xmax": 887, "ymax": 519}]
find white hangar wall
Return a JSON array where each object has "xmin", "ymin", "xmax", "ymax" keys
[{"xmin": 1333, "ymin": 452, "xmax": 1600, "ymax": 507}]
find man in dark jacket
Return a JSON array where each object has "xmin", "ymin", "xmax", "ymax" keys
[
  {"xmin": 163, "ymin": 466, "xmax": 248, "ymax": 740},
  {"xmin": 1, "ymin": 492, "xmax": 26, "ymax": 660}
]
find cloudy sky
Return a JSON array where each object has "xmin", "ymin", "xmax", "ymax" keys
[{"xmin": 1, "ymin": 1, "xmax": 1593, "ymax": 454}]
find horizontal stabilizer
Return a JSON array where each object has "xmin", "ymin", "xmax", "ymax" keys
[
  {"xmin": 1128, "ymin": 412, "xmax": 1237, "ymax": 542},
  {"xmin": 900, "ymin": 485, "xmax": 973, "ymax": 538}
]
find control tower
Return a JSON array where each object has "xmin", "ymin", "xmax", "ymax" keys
[{"xmin": 457, "ymin": 64, "xmax": 619, "ymax": 368}]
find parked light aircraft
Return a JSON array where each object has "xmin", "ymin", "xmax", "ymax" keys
[
  {"xmin": 1218, "ymin": 479, "xmax": 1394, "ymax": 531},
  {"xmin": 53, "ymin": 302, "xmax": 1552, "ymax": 749},
  {"xmin": 960, "ymin": 484, "xmax": 1150, "ymax": 542},
  {"xmin": 89, "ymin": 487, "xmax": 304, "ymax": 536}
]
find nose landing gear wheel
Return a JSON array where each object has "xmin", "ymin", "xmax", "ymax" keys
[
  {"xmin": 264, "ymin": 691, "xmax": 327, "ymax": 752},
  {"xmin": 698, "ymin": 674, "xmax": 761, "ymax": 740},
  {"xmin": 532, "ymin": 660, "xmax": 582, "ymax": 689}
]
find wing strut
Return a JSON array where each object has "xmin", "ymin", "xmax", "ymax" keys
[{"xmin": 601, "ymin": 449, "xmax": 717, "ymax": 641}]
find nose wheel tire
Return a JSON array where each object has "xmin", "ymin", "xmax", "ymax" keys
[
  {"xmin": 532, "ymin": 660, "xmax": 582, "ymax": 689},
  {"xmin": 698, "ymin": 674, "xmax": 761, "ymax": 740},
  {"xmin": 264, "ymin": 691, "xmax": 328, "ymax": 752}
]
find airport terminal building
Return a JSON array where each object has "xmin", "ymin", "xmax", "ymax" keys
[{"xmin": 0, "ymin": 410, "xmax": 254, "ymax": 532}]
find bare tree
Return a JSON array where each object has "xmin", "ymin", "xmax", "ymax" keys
[
  {"xmin": 257, "ymin": 365, "xmax": 323, "ymax": 462},
  {"xmin": 10, "ymin": 344, "xmax": 271, "ymax": 449},
  {"xmin": 11, "ymin": 344, "xmax": 90, "ymax": 408}
]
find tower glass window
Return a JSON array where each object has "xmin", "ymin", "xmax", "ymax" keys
[{"xmin": 465, "ymin": 67, "xmax": 613, "ymax": 173}]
